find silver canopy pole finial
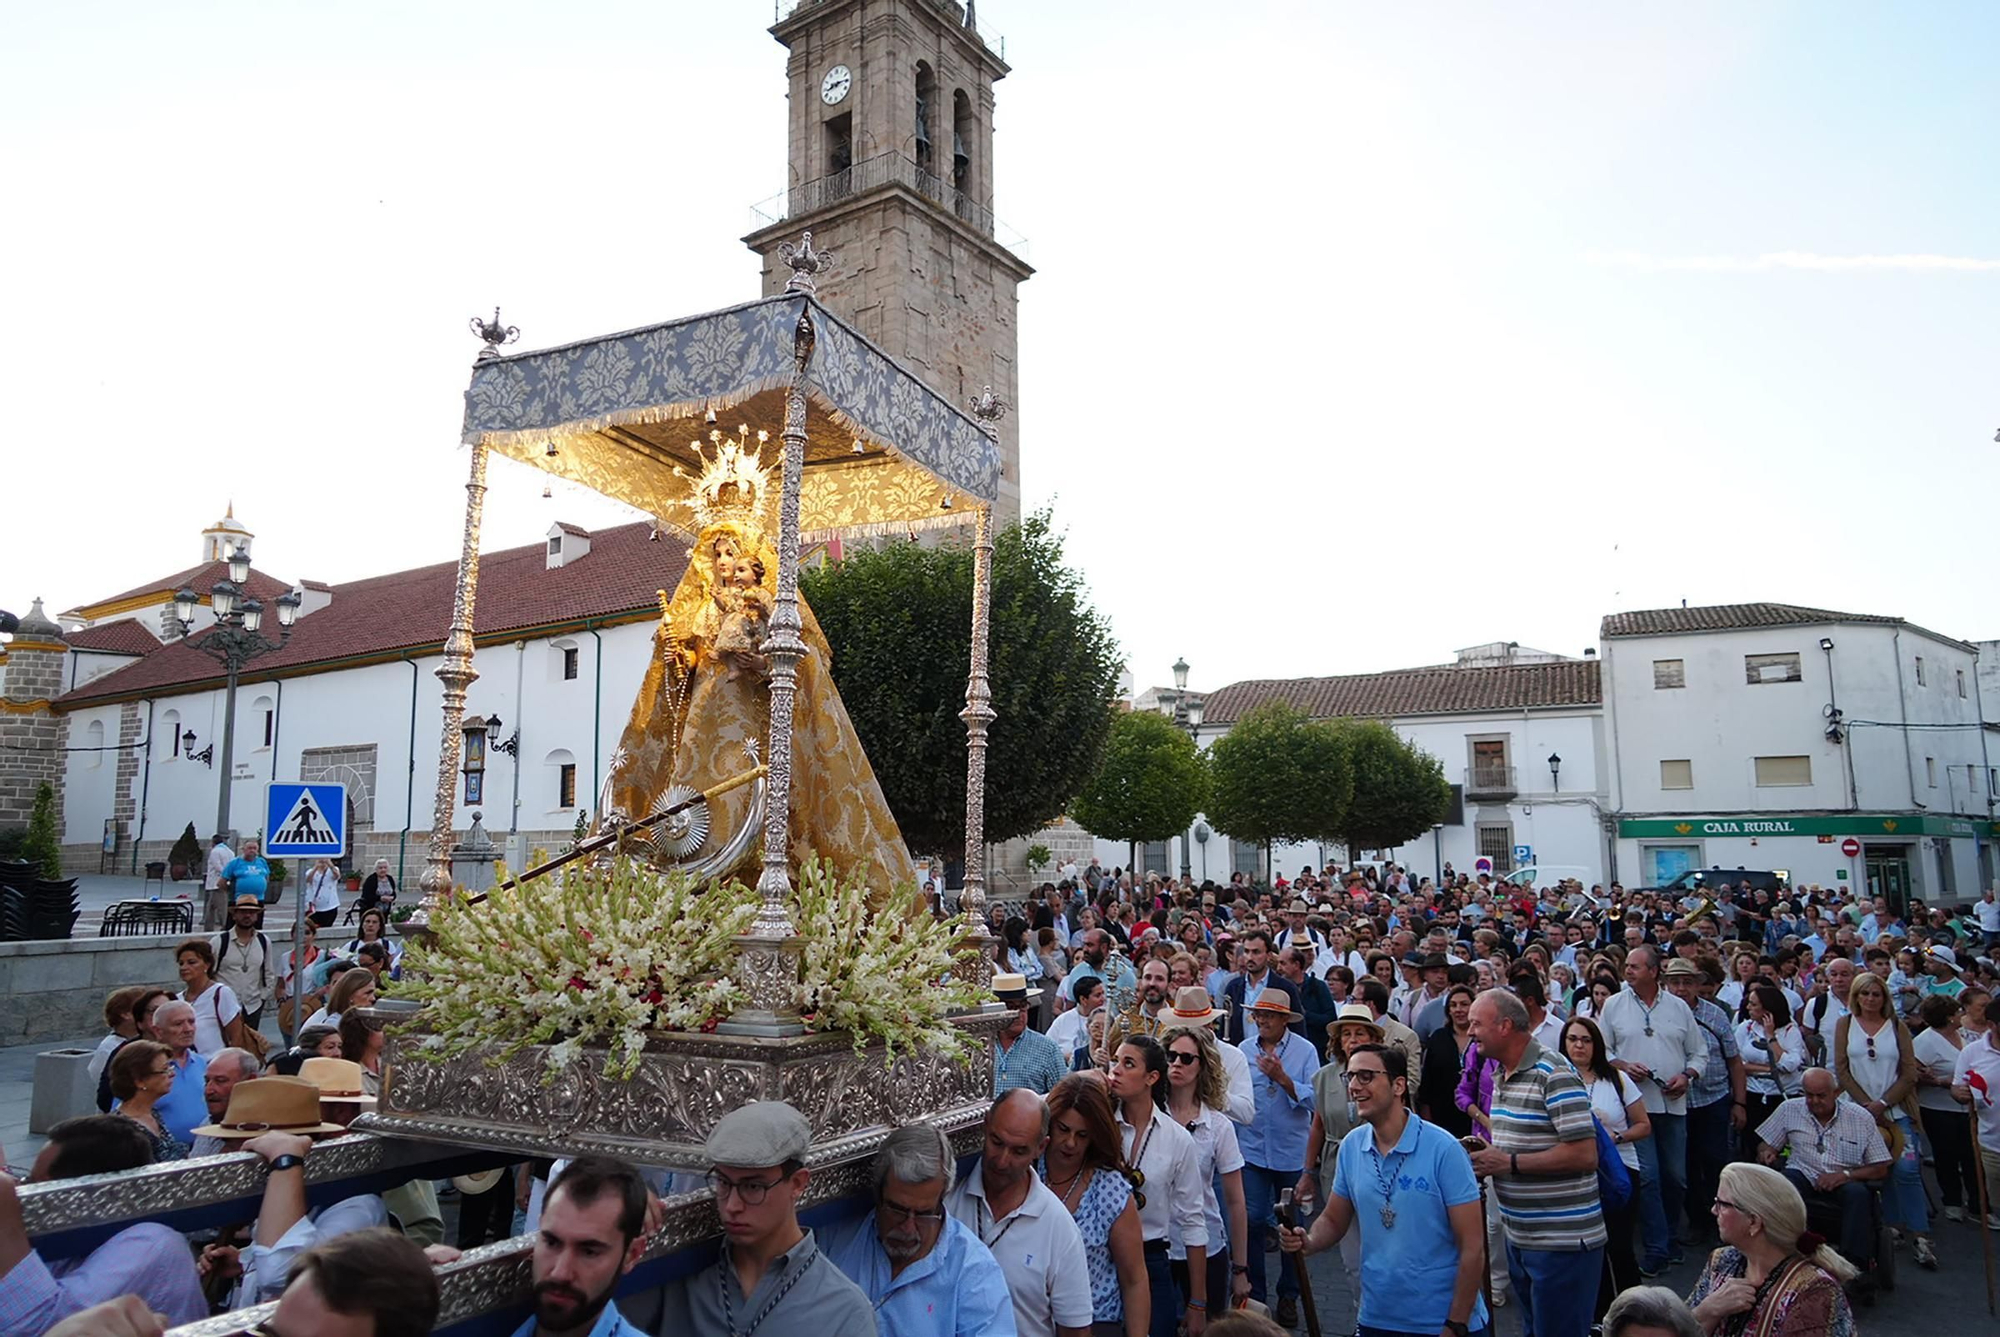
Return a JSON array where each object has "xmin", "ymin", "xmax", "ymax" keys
[
  {"xmin": 968, "ymin": 386, "xmax": 1009, "ymax": 426},
  {"xmin": 469, "ymin": 307, "xmax": 520, "ymax": 361},
  {"xmin": 779, "ymin": 231, "xmax": 836, "ymax": 294}
]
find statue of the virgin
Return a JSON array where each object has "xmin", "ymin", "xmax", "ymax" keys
[{"xmin": 600, "ymin": 428, "xmax": 917, "ymax": 904}]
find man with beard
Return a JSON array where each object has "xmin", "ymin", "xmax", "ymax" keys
[
  {"xmin": 1060, "ymin": 929, "xmax": 1135, "ymax": 1004},
  {"xmin": 947, "ymin": 1090, "xmax": 1092, "ymax": 1337},
  {"xmin": 512, "ymin": 1158, "xmax": 651, "ymax": 1337},
  {"xmin": 824, "ymin": 1123, "xmax": 1014, "ymax": 1335},
  {"xmin": 662, "ymin": 1102, "xmax": 875, "ymax": 1337}
]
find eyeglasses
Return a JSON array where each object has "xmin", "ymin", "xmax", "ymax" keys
[
  {"xmin": 1167, "ymin": 1051, "xmax": 1201, "ymax": 1066},
  {"xmin": 1347, "ymin": 1069, "xmax": 1387, "ymax": 1085},
  {"xmin": 876, "ymin": 1200, "xmax": 947, "ymax": 1229},
  {"xmin": 1713, "ymin": 1198, "xmax": 1739, "ymax": 1213},
  {"xmin": 707, "ymin": 1172, "xmax": 786, "ymax": 1205}
]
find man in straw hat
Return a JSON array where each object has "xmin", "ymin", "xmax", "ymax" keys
[
  {"xmin": 993, "ymin": 972, "xmax": 1066, "ymax": 1097},
  {"xmin": 1236, "ymin": 987, "xmax": 1318, "ymax": 1326},
  {"xmin": 295, "ymin": 1056, "xmax": 444, "ymax": 1249},
  {"xmin": 190, "ymin": 1077, "xmax": 391, "ymax": 1308},
  {"xmin": 1158, "ymin": 984, "xmax": 1254, "ymax": 1123},
  {"xmin": 660, "ymin": 1100, "xmax": 874, "ymax": 1337}
]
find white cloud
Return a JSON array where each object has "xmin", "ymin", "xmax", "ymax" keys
[{"xmin": 1585, "ymin": 250, "xmax": 2000, "ymax": 272}]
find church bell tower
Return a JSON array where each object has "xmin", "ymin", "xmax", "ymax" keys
[{"xmin": 745, "ymin": 0, "xmax": 1031, "ymax": 525}]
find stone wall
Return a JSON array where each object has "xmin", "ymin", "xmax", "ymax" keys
[
  {"xmin": 0, "ymin": 638, "xmax": 68, "ymax": 831},
  {"xmin": 0, "ymin": 926, "xmax": 301, "ymax": 1045}
]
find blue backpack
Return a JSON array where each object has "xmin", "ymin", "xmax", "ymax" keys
[{"xmin": 1593, "ymin": 1116, "xmax": 1633, "ymax": 1212}]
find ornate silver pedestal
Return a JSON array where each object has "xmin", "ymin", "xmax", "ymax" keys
[{"xmin": 354, "ymin": 1007, "xmax": 1007, "ymax": 1168}]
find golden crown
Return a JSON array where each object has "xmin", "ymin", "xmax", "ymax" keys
[{"xmin": 675, "ymin": 426, "xmax": 772, "ymax": 531}]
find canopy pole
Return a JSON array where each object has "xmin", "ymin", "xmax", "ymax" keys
[
  {"xmin": 412, "ymin": 438, "xmax": 487, "ymax": 929},
  {"xmin": 719, "ymin": 290, "xmax": 820, "ymax": 1035},
  {"xmin": 958, "ymin": 388, "xmax": 1008, "ymax": 985}
]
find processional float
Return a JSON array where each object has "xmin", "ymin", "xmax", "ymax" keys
[{"xmin": 16, "ymin": 240, "xmax": 1021, "ymax": 1336}]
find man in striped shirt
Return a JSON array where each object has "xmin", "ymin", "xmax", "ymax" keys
[{"xmin": 1466, "ymin": 990, "xmax": 1604, "ymax": 1337}]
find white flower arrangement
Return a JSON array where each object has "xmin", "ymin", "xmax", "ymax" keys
[
  {"xmin": 398, "ymin": 856, "xmax": 757, "ymax": 1082},
  {"xmin": 398, "ymin": 853, "xmax": 987, "ymax": 1082},
  {"xmin": 791, "ymin": 856, "xmax": 989, "ymax": 1065}
]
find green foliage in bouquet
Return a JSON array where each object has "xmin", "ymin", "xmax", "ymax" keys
[
  {"xmin": 398, "ymin": 856, "xmax": 757, "ymax": 1081},
  {"xmin": 791, "ymin": 857, "xmax": 989, "ymax": 1066}
]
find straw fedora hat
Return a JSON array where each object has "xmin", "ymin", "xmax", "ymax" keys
[
  {"xmin": 298, "ymin": 1057, "xmax": 377, "ymax": 1107},
  {"xmin": 452, "ymin": 1167, "xmax": 509, "ymax": 1195},
  {"xmin": 1157, "ymin": 985, "xmax": 1224, "ymax": 1029},
  {"xmin": 1326, "ymin": 1001, "xmax": 1385, "ymax": 1044},
  {"xmin": 1246, "ymin": 986, "xmax": 1303, "ymax": 1024},
  {"xmin": 992, "ymin": 972, "xmax": 1043, "ymax": 1004},
  {"xmin": 189, "ymin": 1076, "xmax": 346, "ymax": 1140}
]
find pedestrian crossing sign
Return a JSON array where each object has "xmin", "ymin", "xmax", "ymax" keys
[{"xmin": 265, "ymin": 782, "xmax": 347, "ymax": 856}]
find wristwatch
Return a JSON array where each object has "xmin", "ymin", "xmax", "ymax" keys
[
  {"xmin": 1231, "ymin": 1264, "xmax": 1250, "ymax": 1275},
  {"xmin": 268, "ymin": 1154, "xmax": 305, "ymax": 1173},
  {"xmin": 1445, "ymin": 1321, "xmax": 1472, "ymax": 1337}
]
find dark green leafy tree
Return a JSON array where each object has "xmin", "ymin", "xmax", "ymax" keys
[
  {"xmin": 23, "ymin": 782, "xmax": 62, "ymax": 880},
  {"xmin": 1329, "ymin": 719, "xmax": 1452, "ymax": 860},
  {"xmin": 802, "ymin": 510, "xmax": 1121, "ymax": 859},
  {"xmin": 1205, "ymin": 701, "xmax": 1353, "ymax": 881},
  {"xmin": 1069, "ymin": 710, "xmax": 1208, "ymax": 877},
  {"xmin": 168, "ymin": 822, "xmax": 202, "ymax": 880}
]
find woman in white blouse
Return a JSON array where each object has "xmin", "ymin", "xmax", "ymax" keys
[
  {"xmin": 1109, "ymin": 1034, "xmax": 1209, "ymax": 1337},
  {"xmin": 1563, "ymin": 1015, "xmax": 1648, "ymax": 1305},
  {"xmin": 1735, "ymin": 982, "xmax": 1807, "ymax": 1133}
]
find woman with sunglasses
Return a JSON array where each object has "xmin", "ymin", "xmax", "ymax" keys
[
  {"xmin": 1045, "ymin": 1075, "xmax": 1148, "ymax": 1336},
  {"xmin": 1832, "ymin": 970, "xmax": 1933, "ymax": 1268},
  {"xmin": 1108, "ymin": 1035, "xmax": 1208, "ymax": 1336},
  {"xmin": 1162, "ymin": 1022, "xmax": 1252, "ymax": 1323},
  {"xmin": 1687, "ymin": 1162, "xmax": 1855, "ymax": 1337}
]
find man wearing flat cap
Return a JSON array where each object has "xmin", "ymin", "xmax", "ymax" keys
[{"xmin": 659, "ymin": 1100, "xmax": 876, "ymax": 1337}]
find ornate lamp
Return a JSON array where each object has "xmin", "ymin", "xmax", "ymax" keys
[{"xmin": 226, "ymin": 545, "xmax": 252, "ymax": 585}]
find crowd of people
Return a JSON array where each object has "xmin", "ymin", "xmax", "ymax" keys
[
  {"xmin": 978, "ymin": 858, "xmax": 2000, "ymax": 1336},
  {"xmin": 4, "ymin": 856, "xmax": 1997, "ymax": 1336}
]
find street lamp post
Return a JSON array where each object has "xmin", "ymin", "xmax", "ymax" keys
[
  {"xmin": 175, "ymin": 550, "xmax": 301, "ymax": 840},
  {"xmin": 1168, "ymin": 658, "xmax": 1203, "ymax": 881},
  {"xmin": 1432, "ymin": 822, "xmax": 1444, "ymax": 887},
  {"xmin": 1548, "ymin": 753, "xmax": 1562, "ymax": 793}
]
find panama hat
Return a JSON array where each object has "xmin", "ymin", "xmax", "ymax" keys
[
  {"xmin": 452, "ymin": 1167, "xmax": 509, "ymax": 1195},
  {"xmin": 298, "ymin": 1057, "xmax": 377, "ymax": 1107},
  {"xmin": 1246, "ymin": 987, "xmax": 1303, "ymax": 1024},
  {"xmin": 190, "ymin": 1076, "xmax": 346, "ymax": 1140},
  {"xmin": 1157, "ymin": 986, "xmax": 1224, "ymax": 1029},
  {"xmin": 992, "ymin": 972, "xmax": 1043, "ymax": 1004},
  {"xmin": 1327, "ymin": 1001, "xmax": 1385, "ymax": 1043}
]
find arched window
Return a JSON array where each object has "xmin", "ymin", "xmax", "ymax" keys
[
  {"xmin": 914, "ymin": 62, "xmax": 937, "ymax": 174},
  {"xmin": 545, "ymin": 748, "xmax": 579, "ymax": 811},
  {"xmin": 84, "ymin": 718, "xmax": 105, "ymax": 769},
  {"xmin": 252, "ymin": 695, "xmax": 275, "ymax": 750},
  {"xmin": 952, "ymin": 89, "xmax": 973, "ymax": 192},
  {"xmin": 160, "ymin": 709, "xmax": 182, "ymax": 762}
]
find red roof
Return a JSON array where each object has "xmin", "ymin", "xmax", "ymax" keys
[
  {"xmin": 72, "ymin": 560, "xmax": 297, "ymax": 615},
  {"xmin": 63, "ymin": 619, "xmax": 161, "ymax": 656},
  {"xmin": 56, "ymin": 521, "xmax": 687, "ymax": 707},
  {"xmin": 1202, "ymin": 660, "xmax": 1602, "ymax": 725},
  {"xmin": 1600, "ymin": 602, "xmax": 1975, "ymax": 653}
]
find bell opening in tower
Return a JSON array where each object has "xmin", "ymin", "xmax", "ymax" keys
[
  {"xmin": 824, "ymin": 112, "xmax": 852, "ymax": 186},
  {"xmin": 914, "ymin": 61, "xmax": 936, "ymax": 175},
  {"xmin": 951, "ymin": 89, "xmax": 972, "ymax": 196}
]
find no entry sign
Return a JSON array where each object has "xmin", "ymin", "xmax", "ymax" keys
[{"xmin": 1840, "ymin": 837, "xmax": 1862, "ymax": 858}]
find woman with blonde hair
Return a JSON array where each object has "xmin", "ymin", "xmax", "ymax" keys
[
  {"xmin": 1687, "ymin": 1162, "xmax": 1855, "ymax": 1336},
  {"xmin": 1832, "ymin": 969, "xmax": 1933, "ymax": 1269},
  {"xmin": 1162, "ymin": 1021, "xmax": 1251, "ymax": 1322}
]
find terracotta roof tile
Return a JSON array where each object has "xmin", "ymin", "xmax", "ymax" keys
[
  {"xmin": 63, "ymin": 619, "xmax": 161, "ymax": 656},
  {"xmin": 1201, "ymin": 660, "xmax": 1601, "ymax": 726},
  {"xmin": 56, "ymin": 521, "xmax": 686, "ymax": 707},
  {"xmin": 1598, "ymin": 603, "xmax": 1904, "ymax": 638},
  {"xmin": 71, "ymin": 560, "xmax": 296, "ymax": 615}
]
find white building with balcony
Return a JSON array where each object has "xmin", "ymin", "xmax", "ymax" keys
[{"xmin": 1601, "ymin": 603, "xmax": 1998, "ymax": 906}]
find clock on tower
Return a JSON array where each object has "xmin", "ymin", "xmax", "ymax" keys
[{"xmin": 746, "ymin": 0, "xmax": 1031, "ymax": 525}]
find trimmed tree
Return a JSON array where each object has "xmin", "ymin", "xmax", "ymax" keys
[
  {"xmin": 801, "ymin": 510, "xmax": 1121, "ymax": 863},
  {"xmin": 1069, "ymin": 710, "xmax": 1208, "ymax": 879},
  {"xmin": 23, "ymin": 782, "xmax": 62, "ymax": 880},
  {"xmin": 1329, "ymin": 719, "xmax": 1453, "ymax": 861},
  {"xmin": 1204, "ymin": 700, "xmax": 1353, "ymax": 883}
]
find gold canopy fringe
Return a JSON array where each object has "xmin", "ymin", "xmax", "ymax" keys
[{"xmin": 801, "ymin": 512, "xmax": 975, "ymax": 544}]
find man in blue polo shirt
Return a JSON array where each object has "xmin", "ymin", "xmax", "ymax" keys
[
  {"xmin": 1280, "ymin": 1042, "xmax": 1490, "ymax": 1337},
  {"xmin": 223, "ymin": 837, "xmax": 272, "ymax": 904}
]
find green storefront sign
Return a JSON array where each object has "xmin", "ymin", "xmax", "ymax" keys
[{"xmin": 1617, "ymin": 813, "xmax": 1998, "ymax": 840}]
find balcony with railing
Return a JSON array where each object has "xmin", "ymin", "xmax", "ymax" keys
[
  {"xmin": 774, "ymin": 0, "xmax": 1005, "ymax": 61},
  {"xmin": 749, "ymin": 151, "xmax": 1028, "ymax": 256},
  {"xmin": 1465, "ymin": 763, "xmax": 1518, "ymax": 799}
]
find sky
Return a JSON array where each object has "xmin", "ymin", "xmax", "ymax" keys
[{"xmin": 5, "ymin": 1, "xmax": 1996, "ymax": 697}]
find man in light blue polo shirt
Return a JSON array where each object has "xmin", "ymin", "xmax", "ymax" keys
[
  {"xmin": 823, "ymin": 1123, "xmax": 1015, "ymax": 1337},
  {"xmin": 223, "ymin": 837, "xmax": 272, "ymax": 903},
  {"xmin": 1280, "ymin": 1042, "xmax": 1490, "ymax": 1337}
]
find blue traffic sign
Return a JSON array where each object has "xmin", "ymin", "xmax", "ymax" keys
[
  {"xmin": 265, "ymin": 782, "xmax": 347, "ymax": 856},
  {"xmin": 1513, "ymin": 844, "xmax": 1534, "ymax": 865}
]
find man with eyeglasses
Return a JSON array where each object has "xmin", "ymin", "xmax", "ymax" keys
[
  {"xmin": 1278, "ymin": 1043, "xmax": 1491, "ymax": 1337},
  {"xmin": 823, "ymin": 1122, "xmax": 1014, "ymax": 1335},
  {"xmin": 661, "ymin": 1101, "xmax": 875, "ymax": 1337},
  {"xmin": 1753, "ymin": 1067, "xmax": 1888, "ymax": 1277}
]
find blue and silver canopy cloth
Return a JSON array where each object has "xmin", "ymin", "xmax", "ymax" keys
[{"xmin": 460, "ymin": 293, "xmax": 1000, "ymax": 540}]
